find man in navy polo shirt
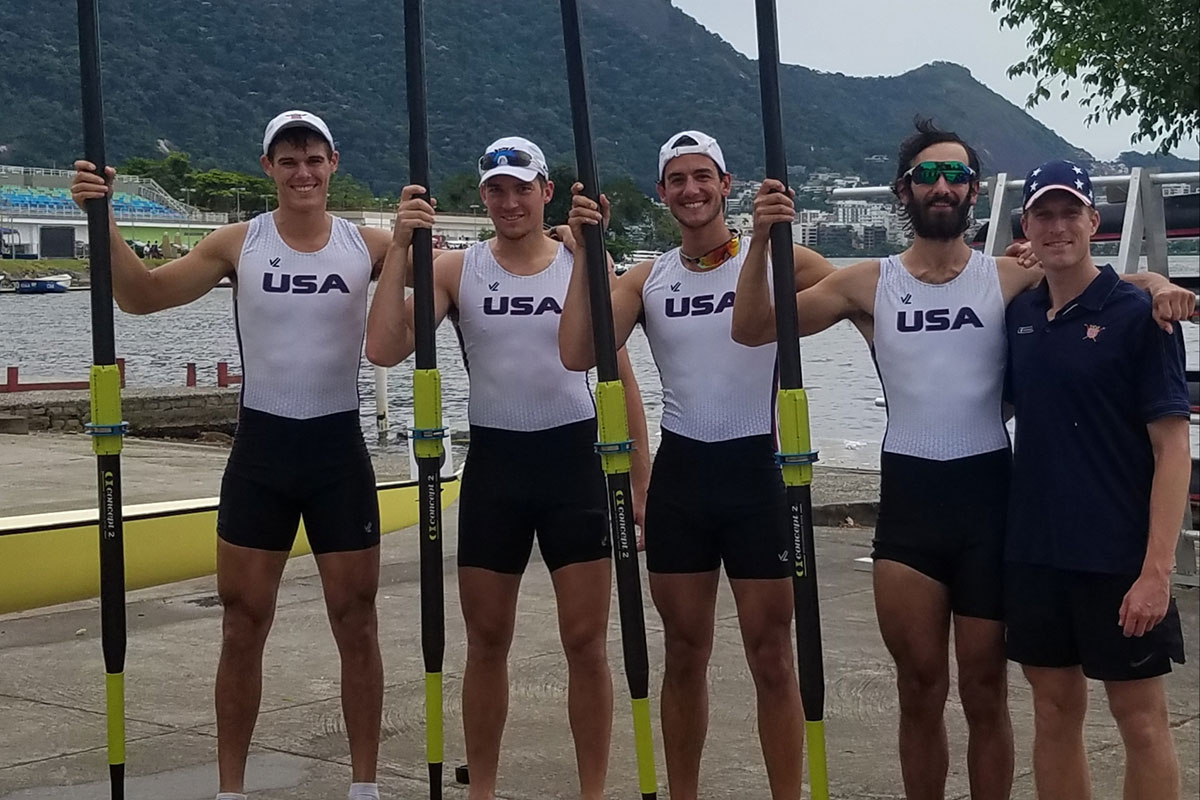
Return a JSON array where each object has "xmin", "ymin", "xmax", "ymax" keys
[{"xmin": 1005, "ymin": 160, "xmax": 1190, "ymax": 800}]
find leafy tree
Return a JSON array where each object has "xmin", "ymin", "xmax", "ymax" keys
[
  {"xmin": 991, "ymin": 0, "xmax": 1199, "ymax": 151},
  {"xmin": 544, "ymin": 164, "xmax": 578, "ymax": 227},
  {"xmin": 327, "ymin": 172, "xmax": 375, "ymax": 210},
  {"xmin": 121, "ymin": 151, "xmax": 193, "ymax": 195},
  {"xmin": 188, "ymin": 169, "xmax": 271, "ymax": 215},
  {"xmin": 646, "ymin": 204, "xmax": 683, "ymax": 251},
  {"xmin": 601, "ymin": 175, "xmax": 653, "ymax": 235},
  {"xmin": 434, "ymin": 171, "xmax": 484, "ymax": 213}
]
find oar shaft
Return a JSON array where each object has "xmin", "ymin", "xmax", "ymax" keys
[
  {"xmin": 754, "ymin": 1, "xmax": 829, "ymax": 797},
  {"xmin": 405, "ymin": 2, "xmax": 444, "ymax": 797},
  {"xmin": 78, "ymin": 2, "xmax": 127, "ymax": 797},
  {"xmin": 559, "ymin": 2, "xmax": 658, "ymax": 797}
]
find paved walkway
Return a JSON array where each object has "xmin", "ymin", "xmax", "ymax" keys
[{"xmin": 0, "ymin": 435, "xmax": 1196, "ymax": 798}]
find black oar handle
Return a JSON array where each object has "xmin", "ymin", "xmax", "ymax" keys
[
  {"xmin": 78, "ymin": 0, "xmax": 115, "ymax": 367},
  {"xmin": 559, "ymin": 0, "xmax": 619, "ymax": 384},
  {"xmin": 406, "ymin": 0, "xmax": 436, "ymax": 372},
  {"xmin": 753, "ymin": 0, "xmax": 803, "ymax": 389}
]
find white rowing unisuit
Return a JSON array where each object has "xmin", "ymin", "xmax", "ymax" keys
[
  {"xmin": 454, "ymin": 240, "xmax": 595, "ymax": 432},
  {"xmin": 872, "ymin": 251, "xmax": 1008, "ymax": 460},
  {"xmin": 641, "ymin": 240, "xmax": 778, "ymax": 442},
  {"xmin": 233, "ymin": 212, "xmax": 372, "ymax": 419}
]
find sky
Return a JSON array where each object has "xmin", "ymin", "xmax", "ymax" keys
[{"xmin": 671, "ymin": 0, "xmax": 1199, "ymax": 161}]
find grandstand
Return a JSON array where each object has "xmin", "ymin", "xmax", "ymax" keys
[
  {"xmin": 0, "ymin": 185, "xmax": 185, "ymax": 218},
  {"xmin": 0, "ymin": 165, "xmax": 224, "ymax": 259}
]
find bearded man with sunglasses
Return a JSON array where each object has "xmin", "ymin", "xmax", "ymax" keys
[
  {"xmin": 730, "ymin": 118, "xmax": 1192, "ymax": 800},
  {"xmin": 366, "ymin": 136, "xmax": 649, "ymax": 800}
]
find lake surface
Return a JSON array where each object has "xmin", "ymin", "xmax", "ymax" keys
[{"xmin": 2, "ymin": 256, "xmax": 1197, "ymax": 469}]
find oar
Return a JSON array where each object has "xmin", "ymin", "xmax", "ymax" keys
[
  {"xmin": 76, "ymin": 1, "xmax": 128, "ymax": 797},
  {"xmin": 558, "ymin": 2, "xmax": 658, "ymax": 798},
  {"xmin": 753, "ymin": 2, "xmax": 829, "ymax": 798},
  {"xmin": 405, "ymin": 1, "xmax": 446, "ymax": 796}
]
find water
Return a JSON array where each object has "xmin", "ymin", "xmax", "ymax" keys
[{"xmin": 2, "ymin": 256, "xmax": 1197, "ymax": 470}]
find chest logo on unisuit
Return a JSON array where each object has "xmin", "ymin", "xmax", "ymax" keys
[
  {"xmin": 896, "ymin": 307, "xmax": 984, "ymax": 332},
  {"xmin": 665, "ymin": 290, "xmax": 736, "ymax": 318},
  {"xmin": 482, "ymin": 296, "xmax": 563, "ymax": 315}
]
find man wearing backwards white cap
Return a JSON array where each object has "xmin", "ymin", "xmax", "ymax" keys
[
  {"xmin": 72, "ymin": 109, "xmax": 405, "ymax": 800},
  {"xmin": 559, "ymin": 129, "xmax": 838, "ymax": 800},
  {"xmin": 367, "ymin": 135, "xmax": 650, "ymax": 800}
]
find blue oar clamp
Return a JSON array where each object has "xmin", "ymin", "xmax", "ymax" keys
[
  {"xmin": 85, "ymin": 421, "xmax": 129, "ymax": 437},
  {"xmin": 594, "ymin": 439, "xmax": 634, "ymax": 455},
  {"xmin": 410, "ymin": 426, "xmax": 447, "ymax": 440},
  {"xmin": 775, "ymin": 449, "xmax": 819, "ymax": 466}
]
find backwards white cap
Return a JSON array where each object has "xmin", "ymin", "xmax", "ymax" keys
[
  {"xmin": 262, "ymin": 110, "xmax": 335, "ymax": 156},
  {"xmin": 658, "ymin": 130, "xmax": 727, "ymax": 181}
]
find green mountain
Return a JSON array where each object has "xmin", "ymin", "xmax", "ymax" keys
[{"xmin": 0, "ymin": 0, "xmax": 1090, "ymax": 193}]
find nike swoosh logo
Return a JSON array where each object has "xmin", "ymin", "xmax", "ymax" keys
[{"xmin": 1130, "ymin": 653, "xmax": 1155, "ymax": 669}]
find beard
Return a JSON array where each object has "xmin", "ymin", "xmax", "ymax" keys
[{"xmin": 905, "ymin": 193, "xmax": 972, "ymax": 241}]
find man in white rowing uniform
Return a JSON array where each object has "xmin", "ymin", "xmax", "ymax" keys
[
  {"xmin": 365, "ymin": 136, "xmax": 650, "ymax": 800},
  {"xmin": 731, "ymin": 118, "xmax": 1194, "ymax": 800},
  {"xmin": 560, "ymin": 131, "xmax": 839, "ymax": 800},
  {"xmin": 71, "ymin": 110, "xmax": 401, "ymax": 800}
]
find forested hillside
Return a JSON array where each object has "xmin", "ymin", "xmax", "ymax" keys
[{"xmin": 1, "ymin": 0, "xmax": 1093, "ymax": 191}]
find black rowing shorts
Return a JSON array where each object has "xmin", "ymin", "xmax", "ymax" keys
[
  {"xmin": 644, "ymin": 429, "xmax": 790, "ymax": 580},
  {"xmin": 872, "ymin": 448, "xmax": 1010, "ymax": 620},
  {"xmin": 457, "ymin": 419, "xmax": 610, "ymax": 574},
  {"xmin": 1005, "ymin": 562, "xmax": 1186, "ymax": 681},
  {"xmin": 217, "ymin": 408, "xmax": 380, "ymax": 554}
]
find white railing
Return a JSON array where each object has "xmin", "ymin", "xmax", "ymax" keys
[{"xmin": 830, "ymin": 168, "xmax": 1199, "ymax": 278}]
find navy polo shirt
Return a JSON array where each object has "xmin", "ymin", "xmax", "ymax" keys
[{"xmin": 1005, "ymin": 264, "xmax": 1189, "ymax": 575}]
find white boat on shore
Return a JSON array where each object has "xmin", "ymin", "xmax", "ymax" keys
[{"xmin": 14, "ymin": 273, "xmax": 72, "ymax": 294}]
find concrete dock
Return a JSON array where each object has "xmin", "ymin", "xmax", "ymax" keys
[{"xmin": 0, "ymin": 433, "xmax": 1196, "ymax": 798}]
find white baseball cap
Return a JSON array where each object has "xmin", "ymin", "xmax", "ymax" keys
[
  {"xmin": 478, "ymin": 137, "xmax": 550, "ymax": 186},
  {"xmin": 658, "ymin": 130, "xmax": 727, "ymax": 181},
  {"xmin": 262, "ymin": 110, "xmax": 335, "ymax": 156}
]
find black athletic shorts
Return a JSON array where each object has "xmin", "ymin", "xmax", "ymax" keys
[
  {"xmin": 872, "ymin": 448, "xmax": 1010, "ymax": 620},
  {"xmin": 457, "ymin": 419, "xmax": 609, "ymax": 574},
  {"xmin": 1005, "ymin": 562, "xmax": 1186, "ymax": 681},
  {"xmin": 644, "ymin": 429, "xmax": 790, "ymax": 580},
  {"xmin": 217, "ymin": 408, "xmax": 380, "ymax": 554}
]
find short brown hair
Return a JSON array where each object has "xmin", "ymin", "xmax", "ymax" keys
[{"xmin": 266, "ymin": 127, "xmax": 333, "ymax": 161}]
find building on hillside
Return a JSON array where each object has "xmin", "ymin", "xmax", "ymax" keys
[
  {"xmin": 817, "ymin": 223, "xmax": 854, "ymax": 252},
  {"xmin": 834, "ymin": 200, "xmax": 870, "ymax": 225},
  {"xmin": 861, "ymin": 224, "xmax": 889, "ymax": 251},
  {"xmin": 792, "ymin": 222, "xmax": 819, "ymax": 248}
]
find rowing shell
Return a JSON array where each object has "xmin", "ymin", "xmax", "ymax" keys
[{"xmin": 0, "ymin": 475, "xmax": 461, "ymax": 614}]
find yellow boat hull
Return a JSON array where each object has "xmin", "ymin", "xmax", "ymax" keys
[{"xmin": 0, "ymin": 476, "xmax": 460, "ymax": 614}]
